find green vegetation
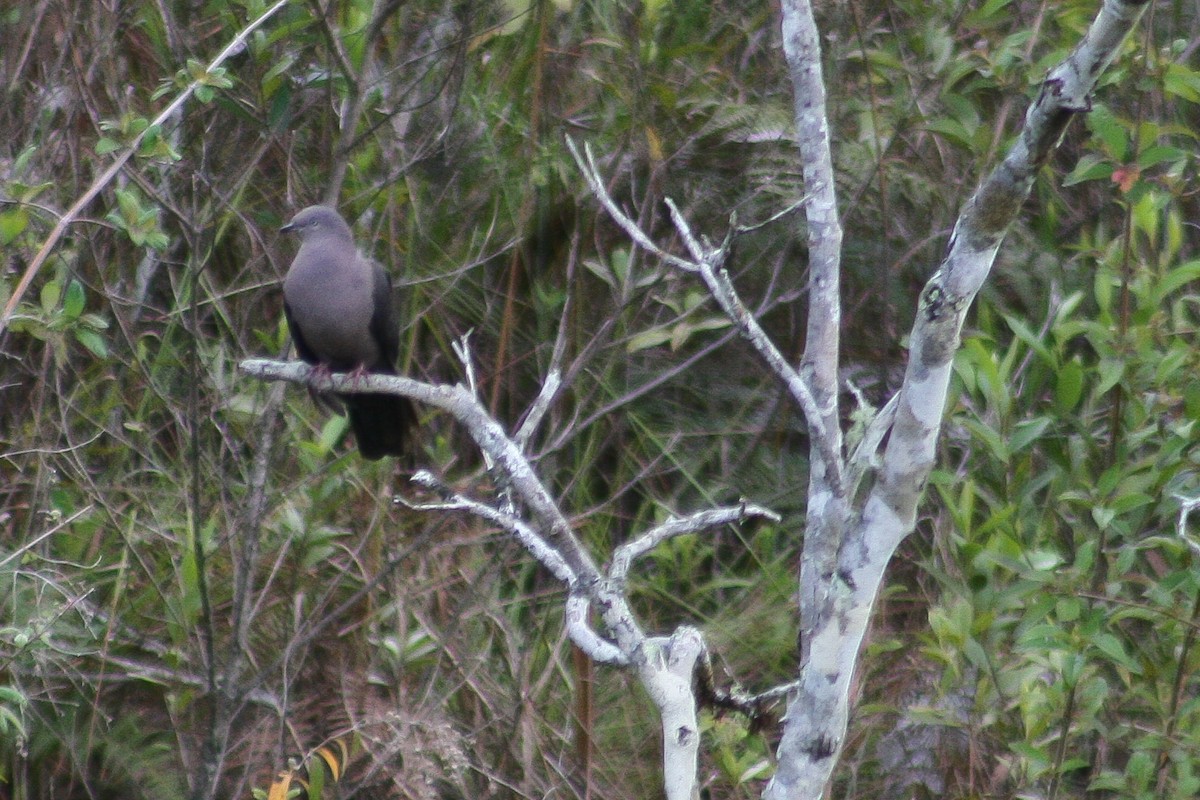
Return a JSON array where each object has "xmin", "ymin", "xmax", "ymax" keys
[{"xmin": 1, "ymin": 1, "xmax": 1197, "ymax": 798}]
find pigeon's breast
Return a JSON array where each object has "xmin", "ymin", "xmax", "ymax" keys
[{"xmin": 284, "ymin": 245, "xmax": 381, "ymax": 370}]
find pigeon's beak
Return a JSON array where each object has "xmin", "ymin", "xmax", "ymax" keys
[{"xmin": 280, "ymin": 221, "xmax": 296, "ymax": 233}]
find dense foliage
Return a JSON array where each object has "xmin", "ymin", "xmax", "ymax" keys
[{"xmin": 1, "ymin": 1, "xmax": 1198, "ymax": 798}]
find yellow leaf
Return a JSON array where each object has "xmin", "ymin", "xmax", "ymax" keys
[
  {"xmin": 316, "ymin": 745, "xmax": 342, "ymax": 782},
  {"xmin": 334, "ymin": 737, "xmax": 350, "ymax": 773},
  {"xmin": 267, "ymin": 770, "xmax": 294, "ymax": 800}
]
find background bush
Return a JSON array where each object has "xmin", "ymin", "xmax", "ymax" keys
[{"xmin": 1, "ymin": 1, "xmax": 1198, "ymax": 798}]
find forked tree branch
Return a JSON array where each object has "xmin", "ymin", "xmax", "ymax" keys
[
  {"xmin": 566, "ymin": 139, "xmax": 843, "ymax": 496},
  {"xmin": 766, "ymin": 1, "xmax": 1151, "ymax": 798},
  {"xmin": 564, "ymin": 1, "xmax": 1150, "ymax": 797},
  {"xmin": 239, "ymin": 357, "xmax": 778, "ymax": 800}
]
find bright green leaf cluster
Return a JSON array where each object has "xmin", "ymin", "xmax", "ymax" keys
[{"xmin": 105, "ymin": 187, "xmax": 170, "ymax": 250}]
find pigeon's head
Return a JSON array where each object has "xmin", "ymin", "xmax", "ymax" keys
[{"xmin": 281, "ymin": 205, "xmax": 353, "ymax": 243}]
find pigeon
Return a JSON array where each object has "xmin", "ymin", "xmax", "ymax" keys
[{"xmin": 281, "ymin": 205, "xmax": 415, "ymax": 459}]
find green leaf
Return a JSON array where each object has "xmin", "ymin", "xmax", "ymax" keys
[
  {"xmin": 627, "ymin": 327, "xmax": 673, "ymax": 353},
  {"xmin": 1093, "ymin": 266, "xmax": 1115, "ymax": 313},
  {"xmin": 1059, "ymin": 651, "xmax": 1085, "ymax": 688},
  {"xmin": 1087, "ymin": 771, "xmax": 1128, "ymax": 792},
  {"xmin": 964, "ymin": 418, "xmax": 1008, "ymax": 464},
  {"xmin": 1024, "ymin": 549, "xmax": 1065, "ymax": 571},
  {"xmin": 1055, "ymin": 596, "xmax": 1081, "ymax": 622},
  {"xmin": 178, "ymin": 536, "xmax": 202, "ymax": 627},
  {"xmin": 962, "ymin": 635, "xmax": 990, "ymax": 670},
  {"xmin": 1163, "ymin": 62, "xmax": 1200, "ymax": 102},
  {"xmin": 1085, "ymin": 104, "xmax": 1129, "ymax": 159},
  {"xmin": 63, "ymin": 279, "xmax": 85, "ymax": 319},
  {"xmin": 151, "ymin": 78, "xmax": 175, "ymax": 101},
  {"xmin": 1010, "ymin": 417, "xmax": 1051, "ymax": 454},
  {"xmin": 1152, "ymin": 259, "xmax": 1200, "ymax": 306},
  {"xmin": 1091, "ymin": 505, "xmax": 1114, "ymax": 530},
  {"xmin": 1126, "ymin": 751, "xmax": 1154, "ymax": 791},
  {"xmin": 74, "ymin": 328, "xmax": 108, "ymax": 358},
  {"xmin": 40, "ymin": 279, "xmax": 61, "ymax": 312},
  {"xmin": 305, "ymin": 754, "xmax": 326, "ymax": 800},
  {"xmin": 319, "ymin": 415, "xmax": 349, "ymax": 454},
  {"xmin": 0, "ymin": 208, "xmax": 28, "ymax": 245},
  {"xmin": 968, "ymin": 0, "xmax": 1012, "ymax": 21},
  {"xmin": 262, "ymin": 54, "xmax": 296, "ymax": 94},
  {"xmin": 923, "ymin": 117, "xmax": 976, "ymax": 150},
  {"xmin": 1063, "ymin": 153, "xmax": 1112, "ymax": 186},
  {"xmin": 1003, "ymin": 314, "xmax": 1053, "ymax": 364},
  {"xmin": 1055, "ymin": 359, "xmax": 1084, "ymax": 412},
  {"xmin": 204, "ymin": 66, "xmax": 233, "ymax": 89},
  {"xmin": 1185, "ymin": 381, "xmax": 1200, "ymax": 421},
  {"xmin": 96, "ymin": 136, "xmax": 123, "ymax": 155},
  {"xmin": 1136, "ymin": 144, "xmax": 1187, "ymax": 169},
  {"xmin": 1092, "ymin": 358, "xmax": 1124, "ymax": 397},
  {"xmin": 582, "ymin": 258, "xmax": 616, "ymax": 288}
]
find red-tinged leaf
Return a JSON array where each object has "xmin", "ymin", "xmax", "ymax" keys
[{"xmin": 1110, "ymin": 165, "xmax": 1138, "ymax": 193}]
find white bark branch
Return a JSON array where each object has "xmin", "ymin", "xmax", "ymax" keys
[
  {"xmin": 240, "ymin": 359, "xmax": 602, "ymax": 587},
  {"xmin": 1174, "ymin": 493, "xmax": 1200, "ymax": 558},
  {"xmin": 662, "ymin": 199, "xmax": 844, "ymax": 495},
  {"xmin": 565, "ymin": 594, "xmax": 629, "ymax": 665},
  {"xmin": 567, "ymin": 143, "xmax": 844, "ymax": 495},
  {"xmin": 240, "ymin": 357, "xmax": 777, "ymax": 799},
  {"xmin": 514, "ymin": 369, "xmax": 561, "ymax": 452},
  {"xmin": 566, "ymin": 138, "xmax": 700, "ymax": 274},
  {"xmin": 765, "ymin": 2, "xmax": 1152, "ymax": 798},
  {"xmin": 401, "ymin": 470, "xmax": 577, "ymax": 585},
  {"xmin": 637, "ymin": 628, "xmax": 706, "ymax": 800},
  {"xmin": 779, "ymin": 0, "xmax": 851, "ymax": 651},
  {"xmin": 611, "ymin": 503, "xmax": 781, "ymax": 583}
]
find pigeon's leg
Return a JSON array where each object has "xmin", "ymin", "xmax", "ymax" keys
[
  {"xmin": 307, "ymin": 362, "xmax": 334, "ymax": 385},
  {"xmin": 347, "ymin": 363, "xmax": 372, "ymax": 389}
]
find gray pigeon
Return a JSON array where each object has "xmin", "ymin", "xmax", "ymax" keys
[{"xmin": 281, "ymin": 205, "xmax": 416, "ymax": 460}]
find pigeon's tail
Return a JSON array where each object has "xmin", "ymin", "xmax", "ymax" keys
[{"xmin": 341, "ymin": 392, "xmax": 417, "ymax": 460}]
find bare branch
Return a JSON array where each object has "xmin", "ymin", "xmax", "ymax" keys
[
  {"xmin": 662, "ymin": 198, "xmax": 845, "ymax": 496},
  {"xmin": 636, "ymin": 628, "xmax": 706, "ymax": 800},
  {"xmin": 241, "ymin": 358, "xmax": 602, "ymax": 588},
  {"xmin": 515, "ymin": 236, "xmax": 577, "ymax": 451},
  {"xmin": 776, "ymin": 0, "xmax": 856, "ymax": 682},
  {"xmin": 402, "ymin": 471, "xmax": 577, "ymax": 586},
  {"xmin": 845, "ymin": 392, "xmax": 899, "ymax": 499},
  {"xmin": 766, "ymin": 2, "xmax": 1153, "ymax": 798},
  {"xmin": 734, "ymin": 197, "xmax": 808, "ymax": 234},
  {"xmin": 242, "ymin": 356, "xmax": 713, "ymax": 797},
  {"xmin": 0, "ymin": 506, "xmax": 94, "ymax": 569},
  {"xmin": 452, "ymin": 330, "xmax": 482, "ymax": 403},
  {"xmin": 1175, "ymin": 493, "xmax": 1200, "ymax": 558},
  {"xmin": 569, "ymin": 139, "xmax": 847, "ymax": 494},
  {"xmin": 611, "ymin": 503, "xmax": 780, "ymax": 583},
  {"xmin": 514, "ymin": 369, "xmax": 561, "ymax": 453},
  {"xmin": 782, "ymin": 0, "xmax": 845, "ymax": 401},
  {"xmin": 397, "ymin": 474, "xmax": 631, "ymax": 665},
  {"xmin": 566, "ymin": 138, "xmax": 700, "ymax": 273},
  {"xmin": 565, "ymin": 595, "xmax": 628, "ymax": 665},
  {"xmin": 662, "ymin": 196, "xmax": 710, "ymax": 263}
]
